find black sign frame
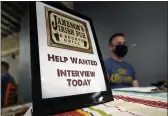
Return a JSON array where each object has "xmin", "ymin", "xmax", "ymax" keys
[{"xmin": 29, "ymin": 1, "xmax": 113, "ymax": 116}]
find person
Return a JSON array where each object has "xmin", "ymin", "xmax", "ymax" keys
[
  {"xmin": 1, "ymin": 61, "xmax": 15, "ymax": 107},
  {"xmin": 104, "ymin": 33, "xmax": 139, "ymax": 89}
]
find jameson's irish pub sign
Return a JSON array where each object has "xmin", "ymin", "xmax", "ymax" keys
[
  {"xmin": 46, "ymin": 7, "xmax": 93, "ymax": 54},
  {"xmin": 29, "ymin": 2, "xmax": 113, "ymax": 115}
]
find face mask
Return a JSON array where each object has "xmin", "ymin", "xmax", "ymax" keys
[{"xmin": 113, "ymin": 45, "xmax": 128, "ymax": 58}]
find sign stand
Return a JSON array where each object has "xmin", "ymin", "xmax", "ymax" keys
[
  {"xmin": 29, "ymin": 1, "xmax": 113, "ymax": 116},
  {"xmin": 24, "ymin": 106, "xmax": 47, "ymax": 116}
]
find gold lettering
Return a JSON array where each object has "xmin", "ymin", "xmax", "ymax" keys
[
  {"xmin": 57, "ymin": 17, "xmax": 62, "ymax": 25},
  {"xmin": 61, "ymin": 19, "xmax": 66, "ymax": 26}
]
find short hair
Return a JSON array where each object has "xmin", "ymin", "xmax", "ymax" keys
[
  {"xmin": 1, "ymin": 61, "xmax": 9, "ymax": 70},
  {"xmin": 109, "ymin": 33, "xmax": 125, "ymax": 45}
]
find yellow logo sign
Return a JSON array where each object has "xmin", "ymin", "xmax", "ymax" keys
[{"xmin": 110, "ymin": 68, "xmax": 132, "ymax": 83}]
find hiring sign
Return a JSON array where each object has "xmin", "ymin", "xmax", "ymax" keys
[
  {"xmin": 30, "ymin": 2, "xmax": 113, "ymax": 115},
  {"xmin": 36, "ymin": 2, "xmax": 107, "ymax": 99}
]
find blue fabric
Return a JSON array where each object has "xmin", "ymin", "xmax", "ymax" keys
[
  {"xmin": 1, "ymin": 73, "xmax": 15, "ymax": 107},
  {"xmin": 104, "ymin": 58, "xmax": 136, "ymax": 89}
]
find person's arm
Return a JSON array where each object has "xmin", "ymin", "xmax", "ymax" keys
[
  {"xmin": 1, "ymin": 77, "xmax": 8, "ymax": 107},
  {"xmin": 131, "ymin": 65, "xmax": 140, "ymax": 87},
  {"xmin": 104, "ymin": 60, "xmax": 110, "ymax": 82}
]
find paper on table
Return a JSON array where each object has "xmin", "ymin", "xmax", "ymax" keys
[
  {"xmin": 24, "ymin": 105, "xmax": 32, "ymax": 116},
  {"xmin": 113, "ymin": 87, "xmax": 157, "ymax": 93}
]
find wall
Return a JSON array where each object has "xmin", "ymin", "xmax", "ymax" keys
[
  {"xmin": 1, "ymin": 33, "xmax": 19, "ymax": 56},
  {"xmin": 74, "ymin": 2, "xmax": 167, "ymax": 86},
  {"xmin": 18, "ymin": 13, "xmax": 32, "ymax": 104},
  {"xmin": 62, "ymin": 1, "xmax": 73, "ymax": 10}
]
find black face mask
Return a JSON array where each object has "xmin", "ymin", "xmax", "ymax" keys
[{"xmin": 113, "ymin": 45, "xmax": 128, "ymax": 58}]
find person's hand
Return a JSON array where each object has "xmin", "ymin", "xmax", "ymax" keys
[{"xmin": 132, "ymin": 80, "xmax": 139, "ymax": 87}]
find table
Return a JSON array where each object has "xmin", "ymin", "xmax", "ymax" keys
[
  {"xmin": 55, "ymin": 90, "xmax": 168, "ymax": 116},
  {"xmin": 1, "ymin": 103, "xmax": 31, "ymax": 116},
  {"xmin": 2, "ymin": 90, "xmax": 168, "ymax": 116}
]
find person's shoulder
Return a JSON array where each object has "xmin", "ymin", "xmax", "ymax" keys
[
  {"xmin": 7, "ymin": 74, "xmax": 15, "ymax": 83},
  {"xmin": 104, "ymin": 57, "xmax": 115, "ymax": 63}
]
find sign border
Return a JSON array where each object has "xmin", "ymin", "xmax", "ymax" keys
[{"xmin": 29, "ymin": 1, "xmax": 113, "ymax": 116}]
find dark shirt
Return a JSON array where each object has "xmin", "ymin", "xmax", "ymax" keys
[
  {"xmin": 104, "ymin": 58, "xmax": 136, "ymax": 89},
  {"xmin": 1, "ymin": 73, "xmax": 15, "ymax": 107}
]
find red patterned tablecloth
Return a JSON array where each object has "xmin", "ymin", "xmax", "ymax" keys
[
  {"xmin": 55, "ymin": 91, "xmax": 168, "ymax": 116},
  {"xmin": 2, "ymin": 91, "xmax": 168, "ymax": 116}
]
